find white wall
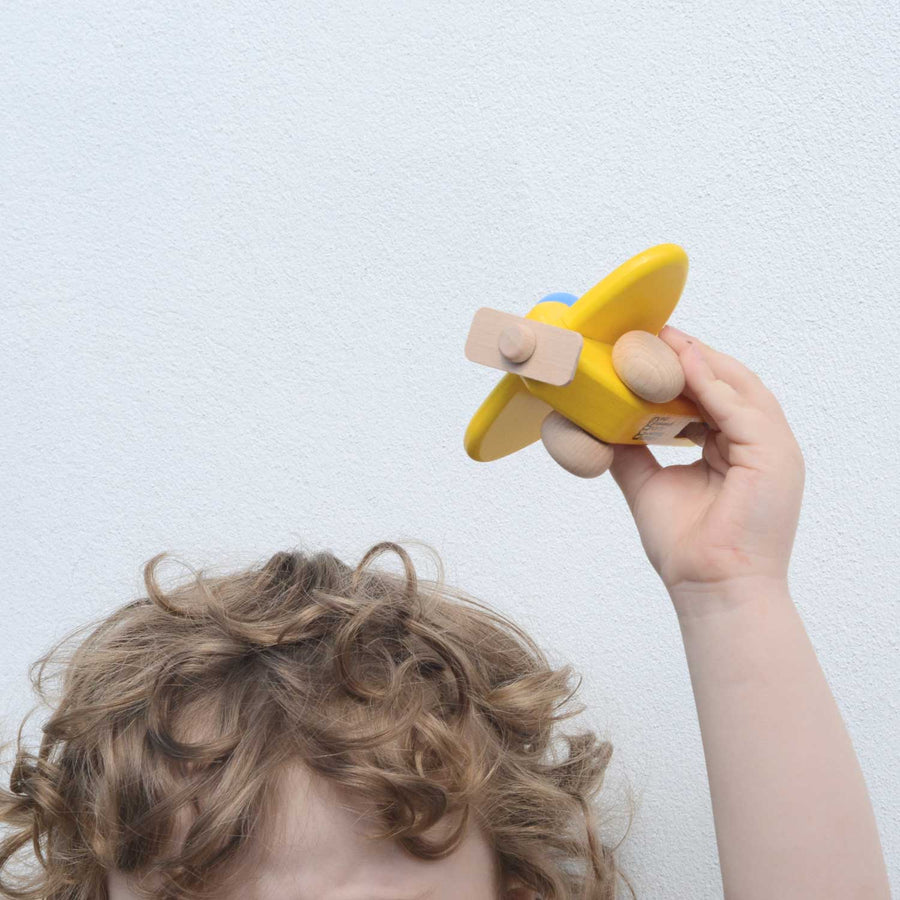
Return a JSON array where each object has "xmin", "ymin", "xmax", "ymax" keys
[{"xmin": 2, "ymin": 1, "xmax": 898, "ymax": 894}]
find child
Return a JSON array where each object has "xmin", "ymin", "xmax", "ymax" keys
[{"xmin": 0, "ymin": 326, "xmax": 890, "ymax": 899}]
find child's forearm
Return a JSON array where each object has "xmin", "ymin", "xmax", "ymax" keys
[{"xmin": 675, "ymin": 578, "xmax": 890, "ymax": 899}]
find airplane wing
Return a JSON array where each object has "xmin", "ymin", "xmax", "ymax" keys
[
  {"xmin": 563, "ymin": 243, "xmax": 689, "ymax": 343},
  {"xmin": 464, "ymin": 372, "xmax": 553, "ymax": 462}
]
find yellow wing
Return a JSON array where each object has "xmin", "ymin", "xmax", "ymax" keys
[
  {"xmin": 464, "ymin": 373, "xmax": 553, "ymax": 462},
  {"xmin": 563, "ymin": 243, "xmax": 689, "ymax": 342}
]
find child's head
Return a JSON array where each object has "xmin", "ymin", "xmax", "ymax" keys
[{"xmin": 1, "ymin": 542, "xmax": 626, "ymax": 900}]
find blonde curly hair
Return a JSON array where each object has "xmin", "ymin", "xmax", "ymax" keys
[{"xmin": 0, "ymin": 541, "xmax": 631, "ymax": 899}]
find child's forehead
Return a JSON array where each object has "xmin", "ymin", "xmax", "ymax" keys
[
  {"xmin": 264, "ymin": 761, "xmax": 387, "ymax": 848},
  {"xmin": 239, "ymin": 762, "xmax": 496, "ymax": 900}
]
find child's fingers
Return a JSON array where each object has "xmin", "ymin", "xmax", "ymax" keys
[
  {"xmin": 703, "ymin": 427, "xmax": 732, "ymax": 477},
  {"xmin": 679, "ymin": 342, "xmax": 762, "ymax": 446},
  {"xmin": 682, "ymin": 391, "xmax": 718, "ymax": 434},
  {"xmin": 660, "ymin": 325, "xmax": 753, "ymax": 390},
  {"xmin": 660, "ymin": 324, "xmax": 785, "ymax": 423}
]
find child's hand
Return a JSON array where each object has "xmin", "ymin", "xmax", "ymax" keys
[{"xmin": 608, "ymin": 325, "xmax": 805, "ymax": 614}]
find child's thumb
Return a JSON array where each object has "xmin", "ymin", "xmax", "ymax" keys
[{"xmin": 608, "ymin": 443, "xmax": 660, "ymax": 514}]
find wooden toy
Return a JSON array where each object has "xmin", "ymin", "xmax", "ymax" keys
[
  {"xmin": 463, "ymin": 243, "xmax": 711, "ymax": 477},
  {"xmin": 540, "ymin": 411, "xmax": 615, "ymax": 478},
  {"xmin": 611, "ymin": 329, "xmax": 685, "ymax": 403}
]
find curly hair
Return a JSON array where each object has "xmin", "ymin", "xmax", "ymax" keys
[{"xmin": 0, "ymin": 541, "xmax": 631, "ymax": 899}]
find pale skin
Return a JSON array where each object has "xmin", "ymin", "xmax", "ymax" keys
[
  {"xmin": 108, "ymin": 763, "xmax": 516, "ymax": 900},
  {"xmin": 609, "ymin": 324, "xmax": 890, "ymax": 898},
  {"xmin": 109, "ymin": 325, "xmax": 890, "ymax": 899}
]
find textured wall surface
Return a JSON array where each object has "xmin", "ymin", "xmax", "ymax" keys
[{"xmin": 2, "ymin": 1, "xmax": 898, "ymax": 894}]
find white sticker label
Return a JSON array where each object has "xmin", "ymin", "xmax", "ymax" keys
[{"xmin": 632, "ymin": 414, "xmax": 700, "ymax": 444}]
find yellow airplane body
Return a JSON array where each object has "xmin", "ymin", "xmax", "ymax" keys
[{"xmin": 464, "ymin": 243, "xmax": 705, "ymax": 463}]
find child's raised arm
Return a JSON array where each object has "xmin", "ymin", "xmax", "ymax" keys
[{"xmin": 607, "ymin": 325, "xmax": 890, "ymax": 898}]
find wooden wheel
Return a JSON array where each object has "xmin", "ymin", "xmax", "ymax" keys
[
  {"xmin": 540, "ymin": 411, "xmax": 614, "ymax": 478},
  {"xmin": 612, "ymin": 330, "xmax": 685, "ymax": 403}
]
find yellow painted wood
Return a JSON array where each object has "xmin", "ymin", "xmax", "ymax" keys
[
  {"xmin": 463, "ymin": 372, "xmax": 553, "ymax": 462},
  {"xmin": 464, "ymin": 245, "xmax": 707, "ymax": 463},
  {"xmin": 562, "ymin": 243, "xmax": 689, "ymax": 342}
]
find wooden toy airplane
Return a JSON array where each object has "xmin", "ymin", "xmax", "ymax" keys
[{"xmin": 463, "ymin": 243, "xmax": 711, "ymax": 477}]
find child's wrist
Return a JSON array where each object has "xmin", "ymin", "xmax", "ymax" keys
[{"xmin": 668, "ymin": 576, "xmax": 793, "ymax": 623}]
